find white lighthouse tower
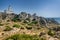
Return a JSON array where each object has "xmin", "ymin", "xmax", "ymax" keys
[{"xmin": 4, "ymin": 5, "xmax": 14, "ymax": 14}]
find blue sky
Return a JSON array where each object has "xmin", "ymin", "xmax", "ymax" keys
[{"xmin": 0, "ymin": 0, "xmax": 60, "ymax": 18}]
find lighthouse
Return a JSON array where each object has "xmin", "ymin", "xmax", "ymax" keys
[{"xmin": 4, "ymin": 5, "xmax": 14, "ymax": 14}]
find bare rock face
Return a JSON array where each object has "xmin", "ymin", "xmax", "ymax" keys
[
  {"xmin": 39, "ymin": 17, "xmax": 48, "ymax": 27},
  {"xmin": 18, "ymin": 12, "xmax": 28, "ymax": 20},
  {"xmin": 46, "ymin": 18, "xmax": 59, "ymax": 24}
]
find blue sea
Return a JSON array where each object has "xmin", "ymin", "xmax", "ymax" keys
[
  {"xmin": 54, "ymin": 18, "xmax": 60, "ymax": 23},
  {"xmin": 46, "ymin": 18, "xmax": 60, "ymax": 23}
]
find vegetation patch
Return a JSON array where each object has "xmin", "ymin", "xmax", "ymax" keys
[
  {"xmin": 26, "ymin": 26, "xmax": 32, "ymax": 30},
  {"xmin": 7, "ymin": 20, "xmax": 10, "ymax": 22},
  {"xmin": 28, "ymin": 23, "xmax": 33, "ymax": 26},
  {"xmin": 0, "ymin": 23, "xmax": 4, "ymax": 26},
  {"xmin": 23, "ymin": 20, "xmax": 28, "ymax": 23},
  {"xmin": 31, "ymin": 21, "xmax": 38, "ymax": 24},
  {"xmin": 48, "ymin": 30, "xmax": 55, "ymax": 36},
  {"xmin": 20, "ymin": 27, "xmax": 24, "ymax": 29},
  {"xmin": 4, "ymin": 26, "xmax": 12, "ymax": 31},
  {"xmin": 5, "ymin": 34, "xmax": 41, "ymax": 40},
  {"xmin": 12, "ymin": 15, "xmax": 21, "ymax": 22},
  {"xmin": 13, "ymin": 24, "xmax": 20, "ymax": 28}
]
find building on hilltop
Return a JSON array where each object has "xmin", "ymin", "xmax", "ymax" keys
[
  {"xmin": 3, "ymin": 5, "xmax": 16, "ymax": 21},
  {"xmin": 4, "ymin": 5, "xmax": 14, "ymax": 14}
]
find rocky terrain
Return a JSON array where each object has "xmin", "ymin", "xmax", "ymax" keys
[{"xmin": 0, "ymin": 12, "xmax": 60, "ymax": 40}]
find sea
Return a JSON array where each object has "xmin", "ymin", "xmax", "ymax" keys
[
  {"xmin": 47, "ymin": 18, "xmax": 60, "ymax": 23},
  {"xmin": 54, "ymin": 18, "xmax": 60, "ymax": 23}
]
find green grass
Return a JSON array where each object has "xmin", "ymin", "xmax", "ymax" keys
[{"xmin": 6, "ymin": 34, "xmax": 41, "ymax": 40}]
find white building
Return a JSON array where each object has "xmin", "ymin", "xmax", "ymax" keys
[{"xmin": 4, "ymin": 5, "xmax": 14, "ymax": 14}]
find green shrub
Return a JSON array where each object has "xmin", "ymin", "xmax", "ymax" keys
[
  {"xmin": 26, "ymin": 18, "xmax": 30, "ymax": 20},
  {"xmin": 7, "ymin": 20, "xmax": 10, "ymax": 22},
  {"xmin": 40, "ymin": 38, "xmax": 46, "ymax": 40},
  {"xmin": 28, "ymin": 21, "xmax": 38, "ymax": 26},
  {"xmin": 37, "ymin": 27, "xmax": 40, "ymax": 30},
  {"xmin": 20, "ymin": 27, "xmax": 24, "ymax": 29},
  {"xmin": 26, "ymin": 26, "xmax": 32, "ymax": 30},
  {"xmin": 28, "ymin": 23, "xmax": 33, "ymax": 26},
  {"xmin": 13, "ymin": 24, "xmax": 20, "ymax": 28},
  {"xmin": 31, "ymin": 21, "xmax": 38, "ymax": 24},
  {"xmin": 12, "ymin": 15, "xmax": 21, "ymax": 22},
  {"xmin": 12, "ymin": 18, "xmax": 17, "ymax": 22},
  {"xmin": 4, "ymin": 26, "xmax": 12, "ymax": 31},
  {"xmin": 6, "ymin": 34, "xmax": 40, "ymax": 40},
  {"xmin": 0, "ymin": 23, "xmax": 4, "ymax": 26},
  {"xmin": 12, "ymin": 18, "xmax": 21, "ymax": 22},
  {"xmin": 48, "ymin": 30, "xmax": 55, "ymax": 36},
  {"xmin": 23, "ymin": 20, "xmax": 28, "ymax": 23}
]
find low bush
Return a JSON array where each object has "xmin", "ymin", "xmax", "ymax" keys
[
  {"xmin": 6, "ymin": 34, "xmax": 40, "ymax": 40},
  {"xmin": 26, "ymin": 26, "xmax": 32, "ymax": 30},
  {"xmin": 12, "ymin": 18, "xmax": 17, "ymax": 22},
  {"xmin": 13, "ymin": 24, "xmax": 20, "ymax": 28},
  {"xmin": 20, "ymin": 27, "xmax": 24, "ymax": 29},
  {"xmin": 12, "ymin": 15, "xmax": 21, "ymax": 22},
  {"xmin": 28, "ymin": 23, "xmax": 33, "ymax": 26},
  {"xmin": 37, "ymin": 27, "xmax": 41, "ymax": 30},
  {"xmin": 4, "ymin": 26, "xmax": 12, "ymax": 31},
  {"xmin": 7, "ymin": 20, "xmax": 10, "ymax": 22},
  {"xmin": 48, "ymin": 30, "xmax": 55, "ymax": 36},
  {"xmin": 0, "ymin": 23, "xmax": 4, "ymax": 26},
  {"xmin": 23, "ymin": 20, "xmax": 28, "ymax": 23},
  {"xmin": 31, "ymin": 21, "xmax": 38, "ymax": 24}
]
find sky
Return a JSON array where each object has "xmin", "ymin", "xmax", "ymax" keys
[{"xmin": 0, "ymin": 0, "xmax": 60, "ymax": 18}]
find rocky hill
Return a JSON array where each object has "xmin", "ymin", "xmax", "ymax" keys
[
  {"xmin": 0, "ymin": 12, "xmax": 59, "ymax": 26},
  {"xmin": 0, "ymin": 12, "xmax": 60, "ymax": 40}
]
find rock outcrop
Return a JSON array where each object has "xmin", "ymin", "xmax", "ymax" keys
[{"xmin": 0, "ymin": 12, "xmax": 59, "ymax": 27}]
